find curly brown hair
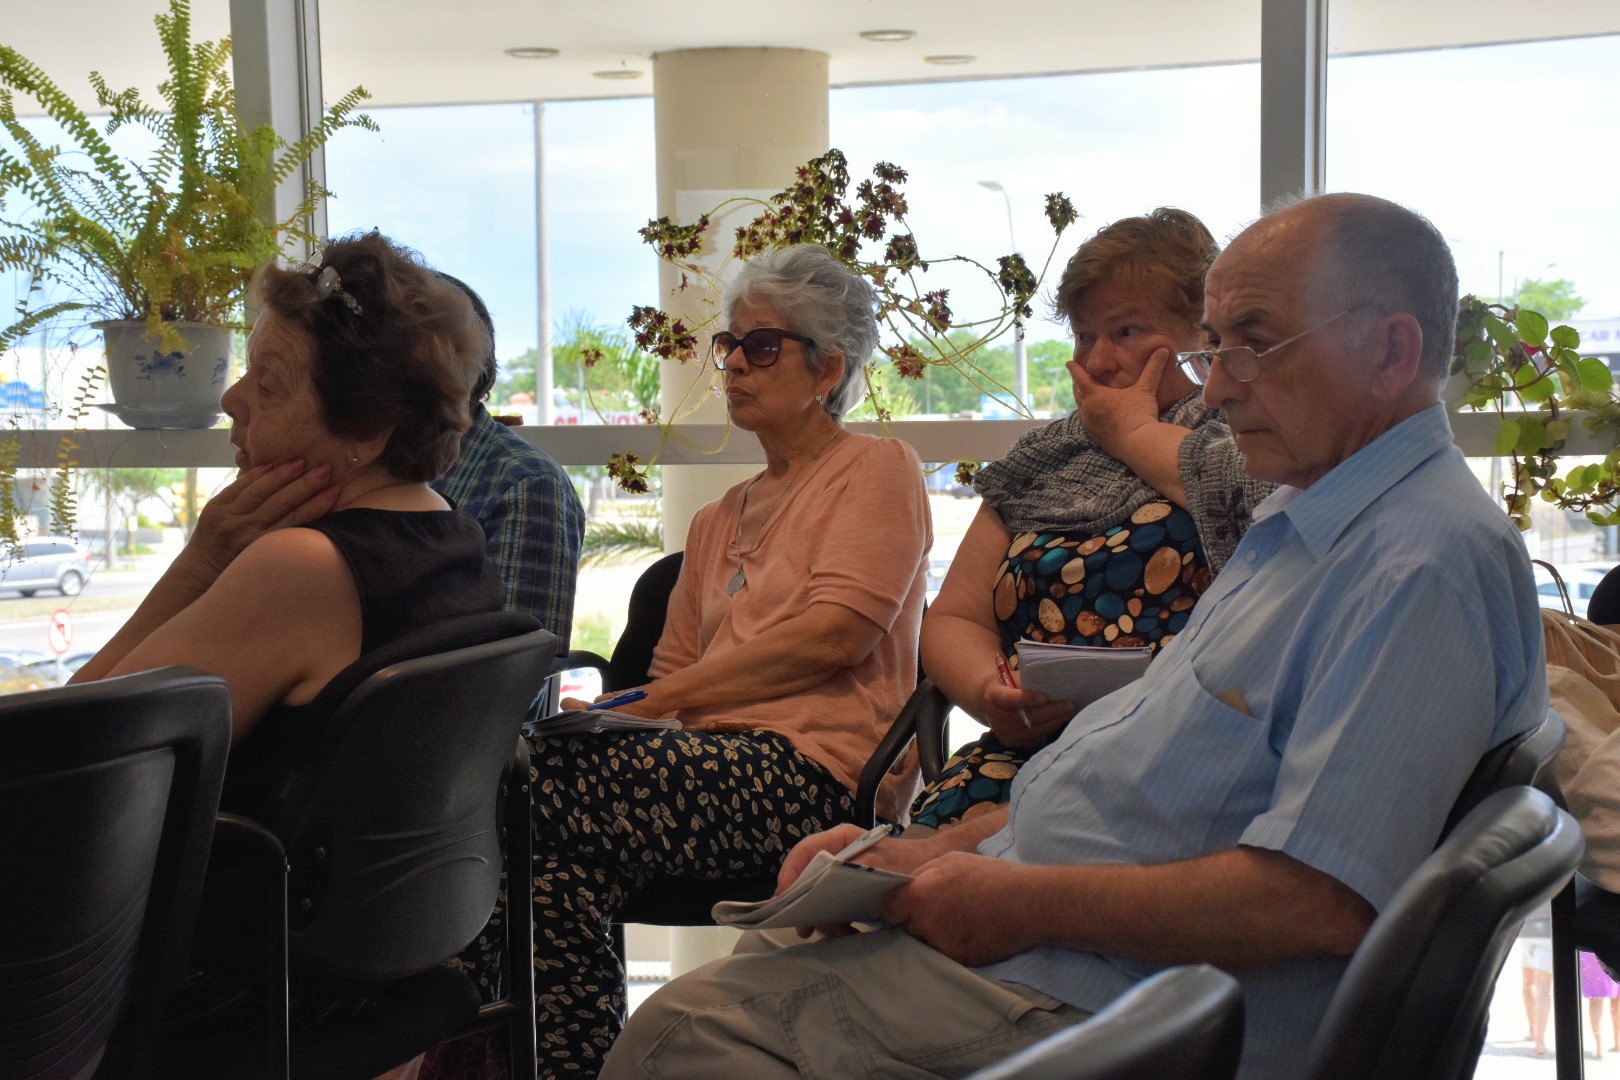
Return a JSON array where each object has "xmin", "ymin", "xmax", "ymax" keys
[
  {"xmin": 1051, "ymin": 208, "xmax": 1219, "ymax": 335},
  {"xmin": 252, "ymin": 232, "xmax": 488, "ymax": 481}
]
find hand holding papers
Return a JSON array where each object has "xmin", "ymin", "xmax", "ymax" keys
[
  {"xmin": 712, "ymin": 825, "xmax": 911, "ymax": 930},
  {"xmin": 1013, "ymin": 639, "xmax": 1152, "ymax": 705}
]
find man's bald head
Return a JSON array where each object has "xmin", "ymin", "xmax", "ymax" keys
[
  {"xmin": 1244, "ymin": 194, "xmax": 1458, "ymax": 381},
  {"xmin": 1201, "ymin": 194, "xmax": 1451, "ymax": 488}
]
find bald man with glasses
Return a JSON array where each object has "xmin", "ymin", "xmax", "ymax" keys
[{"xmin": 599, "ymin": 193, "xmax": 1546, "ymax": 1080}]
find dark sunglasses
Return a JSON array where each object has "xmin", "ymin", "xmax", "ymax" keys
[{"xmin": 709, "ymin": 327, "xmax": 816, "ymax": 371}]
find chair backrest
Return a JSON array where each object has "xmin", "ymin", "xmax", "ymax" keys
[
  {"xmin": 965, "ymin": 965, "xmax": 1244, "ymax": 1080},
  {"xmin": 266, "ymin": 612, "xmax": 554, "ymax": 982},
  {"xmin": 1587, "ymin": 563, "xmax": 1620, "ymax": 626},
  {"xmin": 603, "ymin": 549, "xmax": 683, "ymax": 692},
  {"xmin": 596, "ymin": 549, "xmax": 942, "ymax": 826},
  {"xmin": 0, "ymin": 668, "xmax": 232, "ymax": 1080},
  {"xmin": 1303, "ymin": 785, "xmax": 1583, "ymax": 1080},
  {"xmin": 1440, "ymin": 709, "xmax": 1565, "ymax": 838},
  {"xmin": 556, "ymin": 550, "xmax": 682, "ymax": 695}
]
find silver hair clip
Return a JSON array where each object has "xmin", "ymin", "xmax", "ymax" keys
[{"xmin": 314, "ymin": 265, "xmax": 363, "ymax": 315}]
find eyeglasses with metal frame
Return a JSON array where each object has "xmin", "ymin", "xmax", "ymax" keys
[
  {"xmin": 1175, "ymin": 307, "xmax": 1359, "ymax": 385},
  {"xmin": 710, "ymin": 327, "xmax": 817, "ymax": 371}
]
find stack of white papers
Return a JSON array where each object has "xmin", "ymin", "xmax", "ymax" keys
[
  {"xmin": 1014, "ymin": 640, "xmax": 1152, "ymax": 704},
  {"xmin": 524, "ymin": 710, "xmax": 681, "ymax": 737}
]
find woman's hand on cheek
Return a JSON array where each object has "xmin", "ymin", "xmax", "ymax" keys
[
  {"xmin": 1071, "ymin": 348, "xmax": 1169, "ymax": 454},
  {"xmin": 187, "ymin": 459, "xmax": 340, "ymax": 577}
]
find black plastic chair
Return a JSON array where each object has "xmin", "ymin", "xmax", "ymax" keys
[
  {"xmin": 563, "ymin": 551, "xmax": 951, "ymax": 826},
  {"xmin": 1439, "ymin": 711, "xmax": 1588, "ymax": 1079},
  {"xmin": 159, "ymin": 612, "xmax": 555, "ymax": 1080},
  {"xmin": 1545, "ymin": 708, "xmax": 1620, "ymax": 1080},
  {"xmin": 1301, "ymin": 785, "xmax": 1583, "ymax": 1080},
  {"xmin": 559, "ymin": 551, "xmax": 950, "ymax": 924},
  {"xmin": 1441, "ymin": 709, "xmax": 1565, "ymax": 839},
  {"xmin": 964, "ymin": 965, "xmax": 1243, "ymax": 1080},
  {"xmin": 0, "ymin": 667, "xmax": 232, "ymax": 1080},
  {"xmin": 1549, "ymin": 863, "xmax": 1620, "ymax": 1080},
  {"xmin": 560, "ymin": 549, "xmax": 684, "ymax": 696}
]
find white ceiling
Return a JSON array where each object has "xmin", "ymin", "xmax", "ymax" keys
[{"xmin": 5, "ymin": 0, "xmax": 1618, "ymax": 113}]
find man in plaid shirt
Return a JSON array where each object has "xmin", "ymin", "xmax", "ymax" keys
[{"xmin": 434, "ymin": 276, "xmax": 585, "ymax": 653}]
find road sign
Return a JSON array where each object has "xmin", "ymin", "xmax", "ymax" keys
[{"xmin": 48, "ymin": 609, "xmax": 72, "ymax": 655}]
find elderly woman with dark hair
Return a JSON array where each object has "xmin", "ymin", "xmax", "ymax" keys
[
  {"xmin": 74, "ymin": 230, "xmax": 504, "ymax": 817},
  {"xmin": 527, "ymin": 242, "xmax": 932, "ymax": 1076}
]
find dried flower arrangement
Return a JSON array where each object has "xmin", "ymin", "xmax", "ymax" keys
[{"xmin": 599, "ymin": 149, "xmax": 1079, "ymax": 492}]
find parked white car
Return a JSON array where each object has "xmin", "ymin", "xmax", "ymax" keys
[
  {"xmin": 1535, "ymin": 563, "xmax": 1612, "ymax": 621},
  {"xmin": 0, "ymin": 537, "xmax": 95, "ymax": 598}
]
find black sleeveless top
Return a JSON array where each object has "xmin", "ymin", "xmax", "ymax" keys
[{"xmin": 221, "ymin": 507, "xmax": 505, "ymax": 818}]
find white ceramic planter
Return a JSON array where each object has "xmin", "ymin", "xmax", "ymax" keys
[{"xmin": 95, "ymin": 320, "xmax": 231, "ymax": 429}]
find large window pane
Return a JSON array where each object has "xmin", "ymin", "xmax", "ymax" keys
[
  {"xmin": 1329, "ymin": 18, "xmax": 1620, "ymax": 1071},
  {"xmin": 832, "ymin": 61, "xmax": 1261, "ymax": 417}
]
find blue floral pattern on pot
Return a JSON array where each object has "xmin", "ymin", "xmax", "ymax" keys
[{"xmin": 135, "ymin": 350, "xmax": 187, "ymax": 381}]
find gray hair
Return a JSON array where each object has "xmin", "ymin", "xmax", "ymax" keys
[
  {"xmin": 1270, "ymin": 193, "xmax": 1458, "ymax": 380},
  {"xmin": 720, "ymin": 243, "xmax": 878, "ymax": 420}
]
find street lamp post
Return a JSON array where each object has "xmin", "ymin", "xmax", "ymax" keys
[{"xmin": 978, "ymin": 180, "xmax": 1028, "ymax": 409}]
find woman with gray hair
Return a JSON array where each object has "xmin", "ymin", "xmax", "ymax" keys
[{"xmin": 527, "ymin": 242, "xmax": 932, "ymax": 1076}]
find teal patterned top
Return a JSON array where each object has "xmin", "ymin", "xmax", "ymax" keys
[
  {"xmin": 994, "ymin": 499, "xmax": 1212, "ymax": 667},
  {"xmin": 911, "ymin": 500, "xmax": 1211, "ymax": 829}
]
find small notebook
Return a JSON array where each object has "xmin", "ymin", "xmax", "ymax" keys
[
  {"xmin": 711, "ymin": 838, "xmax": 911, "ymax": 930},
  {"xmin": 523, "ymin": 710, "xmax": 681, "ymax": 737},
  {"xmin": 1014, "ymin": 639, "xmax": 1152, "ymax": 704}
]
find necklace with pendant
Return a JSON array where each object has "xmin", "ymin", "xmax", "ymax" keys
[{"xmin": 728, "ymin": 427, "xmax": 842, "ymax": 596}]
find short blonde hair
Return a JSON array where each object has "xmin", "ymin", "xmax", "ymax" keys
[{"xmin": 1051, "ymin": 208, "xmax": 1218, "ymax": 334}]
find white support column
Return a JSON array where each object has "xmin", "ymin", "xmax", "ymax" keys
[
  {"xmin": 229, "ymin": 0, "xmax": 327, "ymax": 261},
  {"xmin": 1259, "ymin": 0, "xmax": 1329, "ymax": 206},
  {"xmin": 534, "ymin": 102, "xmax": 555, "ymax": 424},
  {"xmin": 652, "ymin": 47, "xmax": 830, "ymax": 553},
  {"xmin": 650, "ymin": 49, "xmax": 828, "ymax": 975}
]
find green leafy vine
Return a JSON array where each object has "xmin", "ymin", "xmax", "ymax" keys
[{"xmin": 1452, "ymin": 294, "xmax": 1620, "ymax": 529}]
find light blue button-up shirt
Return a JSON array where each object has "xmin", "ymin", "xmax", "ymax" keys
[{"xmin": 976, "ymin": 404, "xmax": 1546, "ymax": 1080}]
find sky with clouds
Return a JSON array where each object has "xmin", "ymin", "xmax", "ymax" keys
[
  {"xmin": 7, "ymin": 33, "xmax": 1616, "ymax": 383},
  {"xmin": 319, "ymin": 32, "xmax": 1620, "ymax": 371}
]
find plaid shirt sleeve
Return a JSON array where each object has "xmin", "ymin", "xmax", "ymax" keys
[
  {"xmin": 434, "ymin": 411, "xmax": 586, "ymax": 649},
  {"xmin": 485, "ymin": 463, "xmax": 585, "ymax": 649}
]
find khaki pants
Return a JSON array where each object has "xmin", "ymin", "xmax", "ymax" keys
[{"xmin": 600, "ymin": 929, "xmax": 1090, "ymax": 1079}]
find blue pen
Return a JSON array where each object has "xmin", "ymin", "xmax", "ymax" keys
[{"xmin": 587, "ymin": 689, "xmax": 648, "ymax": 712}]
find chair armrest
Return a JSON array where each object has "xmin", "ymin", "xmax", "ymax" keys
[
  {"xmin": 556, "ymin": 650, "xmax": 610, "ymax": 676},
  {"xmin": 540, "ymin": 652, "xmax": 613, "ymax": 714},
  {"xmin": 911, "ymin": 679, "xmax": 951, "ymax": 785},
  {"xmin": 854, "ymin": 678, "xmax": 953, "ymax": 827},
  {"xmin": 966, "ymin": 965, "xmax": 1242, "ymax": 1080},
  {"xmin": 489, "ymin": 740, "xmax": 538, "ymax": 1080},
  {"xmin": 211, "ymin": 813, "xmax": 290, "ymax": 1080}
]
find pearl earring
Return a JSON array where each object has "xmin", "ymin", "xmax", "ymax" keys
[{"xmin": 349, "ymin": 453, "xmax": 361, "ymax": 465}]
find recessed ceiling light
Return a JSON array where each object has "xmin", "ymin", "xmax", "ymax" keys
[
  {"xmin": 505, "ymin": 47, "xmax": 559, "ymax": 60},
  {"xmin": 924, "ymin": 54, "xmax": 976, "ymax": 66},
  {"xmin": 593, "ymin": 69, "xmax": 645, "ymax": 81},
  {"xmin": 860, "ymin": 29, "xmax": 916, "ymax": 42}
]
